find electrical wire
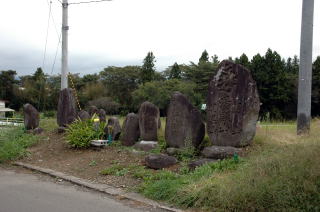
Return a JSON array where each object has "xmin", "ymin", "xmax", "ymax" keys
[
  {"xmin": 42, "ymin": 1, "xmax": 52, "ymax": 70},
  {"xmin": 69, "ymin": 0, "xmax": 112, "ymax": 5},
  {"xmin": 50, "ymin": 33, "xmax": 62, "ymax": 75}
]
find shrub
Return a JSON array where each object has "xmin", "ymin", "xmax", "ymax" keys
[
  {"xmin": 65, "ymin": 118, "xmax": 106, "ymax": 148},
  {"xmin": 88, "ymin": 97, "xmax": 120, "ymax": 115}
]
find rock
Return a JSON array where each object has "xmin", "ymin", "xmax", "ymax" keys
[
  {"xmin": 23, "ymin": 103, "xmax": 39, "ymax": 130},
  {"xmin": 138, "ymin": 102, "xmax": 160, "ymax": 141},
  {"xmin": 88, "ymin": 106, "xmax": 99, "ymax": 117},
  {"xmin": 105, "ymin": 117, "xmax": 121, "ymax": 140},
  {"xmin": 166, "ymin": 147, "xmax": 180, "ymax": 156},
  {"xmin": 202, "ymin": 146, "xmax": 241, "ymax": 159},
  {"xmin": 165, "ymin": 92, "xmax": 205, "ymax": 149},
  {"xmin": 145, "ymin": 154, "xmax": 177, "ymax": 169},
  {"xmin": 98, "ymin": 109, "xmax": 106, "ymax": 123},
  {"xmin": 77, "ymin": 110, "xmax": 90, "ymax": 121},
  {"xmin": 57, "ymin": 127, "xmax": 66, "ymax": 134},
  {"xmin": 207, "ymin": 60, "xmax": 260, "ymax": 147},
  {"xmin": 134, "ymin": 141, "xmax": 158, "ymax": 152},
  {"xmin": 57, "ymin": 88, "xmax": 77, "ymax": 127},
  {"xmin": 33, "ymin": 127, "xmax": 44, "ymax": 135},
  {"xmin": 188, "ymin": 158, "xmax": 217, "ymax": 170},
  {"xmin": 121, "ymin": 113, "xmax": 140, "ymax": 146}
]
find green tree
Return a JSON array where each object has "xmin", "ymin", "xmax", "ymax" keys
[
  {"xmin": 0, "ymin": 70, "xmax": 17, "ymax": 102},
  {"xmin": 168, "ymin": 62, "xmax": 182, "ymax": 79},
  {"xmin": 312, "ymin": 56, "xmax": 320, "ymax": 116},
  {"xmin": 235, "ymin": 53, "xmax": 250, "ymax": 68},
  {"xmin": 141, "ymin": 52, "xmax": 156, "ymax": 84},
  {"xmin": 199, "ymin": 50, "xmax": 209, "ymax": 63},
  {"xmin": 100, "ymin": 66, "xmax": 141, "ymax": 109}
]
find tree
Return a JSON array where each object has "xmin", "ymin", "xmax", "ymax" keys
[
  {"xmin": 168, "ymin": 62, "xmax": 182, "ymax": 79},
  {"xmin": 312, "ymin": 56, "xmax": 320, "ymax": 116},
  {"xmin": 141, "ymin": 52, "xmax": 156, "ymax": 84},
  {"xmin": 199, "ymin": 50, "xmax": 209, "ymax": 64},
  {"xmin": 235, "ymin": 53, "xmax": 250, "ymax": 68},
  {"xmin": 0, "ymin": 70, "xmax": 17, "ymax": 102},
  {"xmin": 100, "ymin": 66, "xmax": 141, "ymax": 110}
]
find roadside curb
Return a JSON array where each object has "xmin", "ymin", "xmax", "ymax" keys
[{"xmin": 13, "ymin": 162, "xmax": 183, "ymax": 212}]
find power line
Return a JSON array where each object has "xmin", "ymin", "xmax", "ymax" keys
[
  {"xmin": 51, "ymin": 33, "xmax": 62, "ymax": 75},
  {"xmin": 42, "ymin": 0, "xmax": 52, "ymax": 70},
  {"xmin": 69, "ymin": 0, "xmax": 112, "ymax": 5}
]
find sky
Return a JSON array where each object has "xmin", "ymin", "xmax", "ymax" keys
[{"xmin": 0, "ymin": 0, "xmax": 319, "ymax": 76}]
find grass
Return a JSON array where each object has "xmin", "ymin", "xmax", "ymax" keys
[
  {"xmin": 0, "ymin": 127, "xmax": 40, "ymax": 163},
  {"xmin": 135, "ymin": 120, "xmax": 320, "ymax": 211}
]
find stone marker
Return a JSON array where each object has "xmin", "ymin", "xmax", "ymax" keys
[
  {"xmin": 188, "ymin": 158, "xmax": 217, "ymax": 170},
  {"xmin": 105, "ymin": 117, "xmax": 121, "ymax": 140},
  {"xmin": 166, "ymin": 147, "xmax": 180, "ymax": 156},
  {"xmin": 207, "ymin": 60, "xmax": 260, "ymax": 147},
  {"xmin": 88, "ymin": 106, "xmax": 99, "ymax": 117},
  {"xmin": 165, "ymin": 92, "xmax": 205, "ymax": 149},
  {"xmin": 138, "ymin": 101, "xmax": 160, "ymax": 141},
  {"xmin": 57, "ymin": 88, "xmax": 77, "ymax": 127},
  {"xmin": 77, "ymin": 110, "xmax": 90, "ymax": 121},
  {"xmin": 23, "ymin": 103, "xmax": 39, "ymax": 130},
  {"xmin": 145, "ymin": 154, "xmax": 177, "ymax": 169},
  {"xmin": 98, "ymin": 109, "xmax": 106, "ymax": 123},
  {"xmin": 202, "ymin": 146, "xmax": 241, "ymax": 159},
  {"xmin": 134, "ymin": 141, "xmax": 158, "ymax": 152},
  {"xmin": 121, "ymin": 113, "xmax": 140, "ymax": 146}
]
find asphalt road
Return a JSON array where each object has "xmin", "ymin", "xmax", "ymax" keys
[{"xmin": 0, "ymin": 168, "xmax": 150, "ymax": 212}]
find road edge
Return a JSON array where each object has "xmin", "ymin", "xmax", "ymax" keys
[{"xmin": 13, "ymin": 162, "xmax": 182, "ymax": 212}]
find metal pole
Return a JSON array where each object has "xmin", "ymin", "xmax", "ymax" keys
[
  {"xmin": 297, "ymin": 0, "xmax": 314, "ymax": 134},
  {"xmin": 61, "ymin": 0, "xmax": 69, "ymax": 90}
]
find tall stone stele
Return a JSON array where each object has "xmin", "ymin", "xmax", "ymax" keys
[
  {"xmin": 57, "ymin": 88, "xmax": 77, "ymax": 127},
  {"xmin": 105, "ymin": 117, "xmax": 121, "ymax": 140},
  {"xmin": 165, "ymin": 92, "xmax": 205, "ymax": 149},
  {"xmin": 207, "ymin": 60, "xmax": 260, "ymax": 147},
  {"xmin": 121, "ymin": 113, "xmax": 140, "ymax": 146},
  {"xmin": 138, "ymin": 101, "xmax": 160, "ymax": 141},
  {"xmin": 23, "ymin": 103, "xmax": 40, "ymax": 130}
]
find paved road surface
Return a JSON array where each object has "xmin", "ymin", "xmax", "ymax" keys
[{"xmin": 0, "ymin": 168, "xmax": 152, "ymax": 212}]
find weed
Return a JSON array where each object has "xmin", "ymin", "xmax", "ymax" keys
[{"xmin": 89, "ymin": 160, "xmax": 97, "ymax": 166}]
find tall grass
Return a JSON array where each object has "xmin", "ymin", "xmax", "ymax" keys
[
  {"xmin": 138, "ymin": 120, "xmax": 320, "ymax": 211},
  {"xmin": 0, "ymin": 127, "xmax": 40, "ymax": 163}
]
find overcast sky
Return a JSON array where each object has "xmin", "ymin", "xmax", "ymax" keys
[{"xmin": 0, "ymin": 0, "xmax": 319, "ymax": 76}]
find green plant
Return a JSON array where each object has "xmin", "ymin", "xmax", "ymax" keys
[
  {"xmin": 0, "ymin": 127, "xmax": 40, "ymax": 163},
  {"xmin": 65, "ymin": 118, "xmax": 106, "ymax": 148},
  {"xmin": 89, "ymin": 160, "xmax": 97, "ymax": 166}
]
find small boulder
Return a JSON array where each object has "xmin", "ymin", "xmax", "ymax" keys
[
  {"xmin": 166, "ymin": 147, "xmax": 180, "ymax": 156},
  {"xmin": 202, "ymin": 146, "xmax": 241, "ymax": 159},
  {"xmin": 57, "ymin": 126, "xmax": 66, "ymax": 134},
  {"xmin": 188, "ymin": 158, "xmax": 217, "ymax": 170},
  {"xmin": 105, "ymin": 117, "xmax": 121, "ymax": 140},
  {"xmin": 98, "ymin": 109, "xmax": 106, "ymax": 123},
  {"xmin": 134, "ymin": 141, "xmax": 158, "ymax": 152},
  {"xmin": 121, "ymin": 113, "xmax": 140, "ymax": 146},
  {"xmin": 145, "ymin": 154, "xmax": 177, "ymax": 169},
  {"xmin": 77, "ymin": 110, "xmax": 90, "ymax": 121},
  {"xmin": 139, "ymin": 101, "xmax": 160, "ymax": 141},
  {"xmin": 57, "ymin": 88, "xmax": 77, "ymax": 127},
  {"xmin": 23, "ymin": 103, "xmax": 39, "ymax": 130}
]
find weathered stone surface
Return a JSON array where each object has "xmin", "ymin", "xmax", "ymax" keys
[
  {"xmin": 121, "ymin": 113, "xmax": 140, "ymax": 146},
  {"xmin": 23, "ymin": 103, "xmax": 39, "ymax": 130},
  {"xmin": 98, "ymin": 109, "xmax": 106, "ymax": 123},
  {"xmin": 57, "ymin": 88, "xmax": 77, "ymax": 127},
  {"xmin": 26, "ymin": 127, "xmax": 44, "ymax": 135},
  {"xmin": 57, "ymin": 127, "xmax": 66, "ymax": 134},
  {"xmin": 145, "ymin": 154, "xmax": 177, "ymax": 169},
  {"xmin": 77, "ymin": 110, "xmax": 90, "ymax": 121},
  {"xmin": 138, "ymin": 102, "xmax": 160, "ymax": 141},
  {"xmin": 88, "ymin": 106, "xmax": 99, "ymax": 117},
  {"xmin": 105, "ymin": 117, "xmax": 121, "ymax": 140},
  {"xmin": 188, "ymin": 158, "xmax": 217, "ymax": 170},
  {"xmin": 202, "ymin": 146, "xmax": 241, "ymax": 159},
  {"xmin": 166, "ymin": 147, "xmax": 180, "ymax": 156},
  {"xmin": 165, "ymin": 92, "xmax": 205, "ymax": 149},
  {"xmin": 207, "ymin": 60, "xmax": 260, "ymax": 147},
  {"xmin": 134, "ymin": 141, "xmax": 158, "ymax": 152}
]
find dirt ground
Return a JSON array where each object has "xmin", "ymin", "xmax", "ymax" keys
[{"xmin": 19, "ymin": 130, "xmax": 153, "ymax": 189}]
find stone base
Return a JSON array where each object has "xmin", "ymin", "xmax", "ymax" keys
[
  {"xmin": 57, "ymin": 127, "xmax": 66, "ymax": 134},
  {"xmin": 133, "ymin": 141, "xmax": 158, "ymax": 152},
  {"xmin": 188, "ymin": 158, "xmax": 217, "ymax": 170},
  {"xmin": 26, "ymin": 127, "xmax": 44, "ymax": 135},
  {"xmin": 202, "ymin": 146, "xmax": 241, "ymax": 159}
]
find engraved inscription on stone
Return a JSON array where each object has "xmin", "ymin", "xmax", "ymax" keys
[{"xmin": 207, "ymin": 60, "xmax": 260, "ymax": 147}]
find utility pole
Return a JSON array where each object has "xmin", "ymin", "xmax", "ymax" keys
[
  {"xmin": 61, "ymin": 0, "xmax": 69, "ymax": 90},
  {"xmin": 297, "ymin": 0, "xmax": 314, "ymax": 134}
]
